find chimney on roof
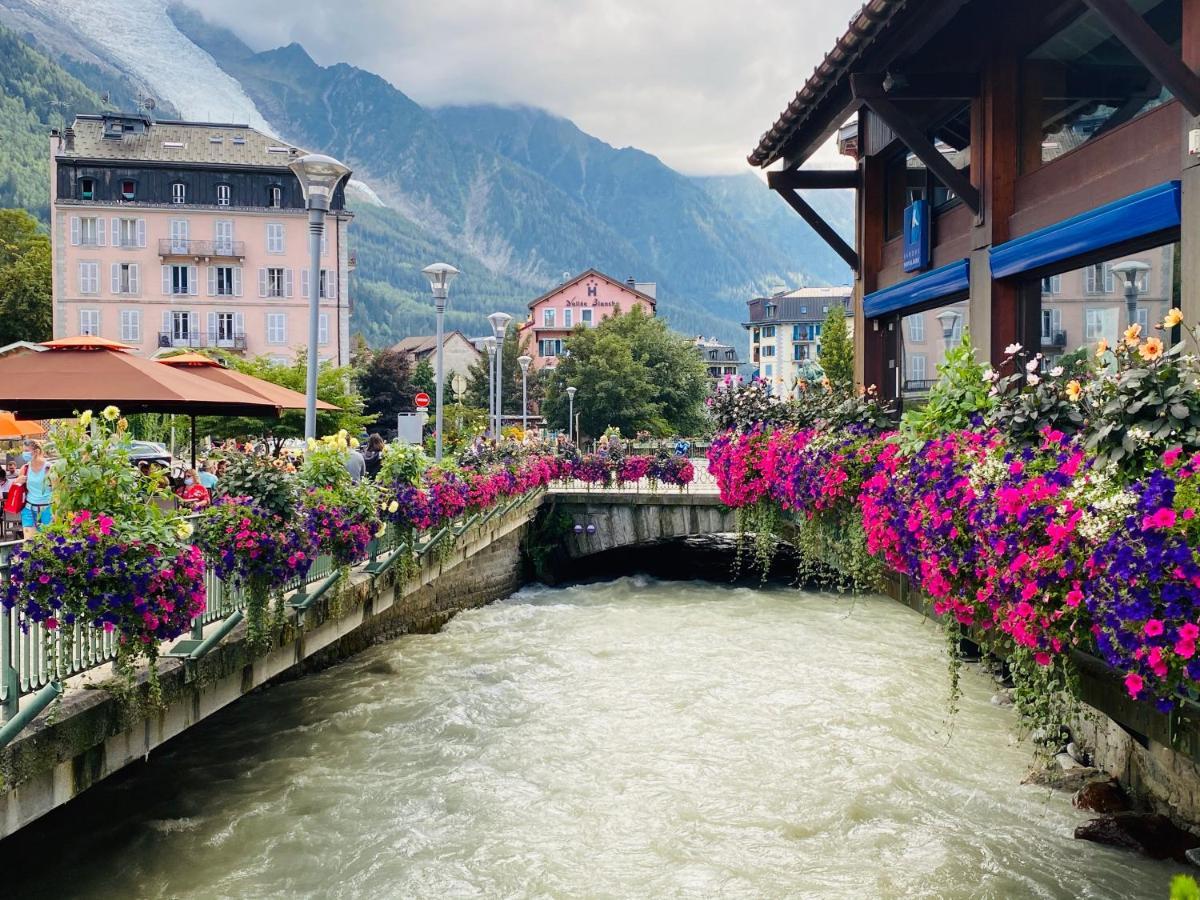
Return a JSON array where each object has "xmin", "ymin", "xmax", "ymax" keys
[
  {"xmin": 63, "ymin": 127, "xmax": 75, "ymax": 152},
  {"xmin": 626, "ymin": 276, "xmax": 636, "ymax": 288}
]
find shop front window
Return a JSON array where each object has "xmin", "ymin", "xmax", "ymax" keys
[
  {"xmin": 897, "ymin": 299, "xmax": 970, "ymax": 397},
  {"xmin": 1021, "ymin": 0, "xmax": 1180, "ymax": 172}
]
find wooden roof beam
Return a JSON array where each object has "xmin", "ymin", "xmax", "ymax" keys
[
  {"xmin": 1082, "ymin": 0, "xmax": 1200, "ymax": 117},
  {"xmin": 770, "ymin": 186, "xmax": 859, "ymax": 271},
  {"xmin": 766, "ymin": 169, "xmax": 859, "ymax": 191},
  {"xmin": 850, "ymin": 73, "xmax": 981, "ymax": 214}
]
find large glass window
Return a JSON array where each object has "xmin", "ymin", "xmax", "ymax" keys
[
  {"xmin": 1021, "ymin": 0, "xmax": 1180, "ymax": 171},
  {"xmin": 1037, "ymin": 242, "xmax": 1179, "ymax": 364},
  {"xmin": 897, "ymin": 298, "xmax": 970, "ymax": 397}
]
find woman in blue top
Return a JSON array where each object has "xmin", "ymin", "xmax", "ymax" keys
[{"xmin": 16, "ymin": 439, "xmax": 53, "ymax": 539}]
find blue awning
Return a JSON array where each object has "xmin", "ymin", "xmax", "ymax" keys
[
  {"xmin": 863, "ymin": 259, "xmax": 970, "ymax": 318},
  {"xmin": 990, "ymin": 180, "xmax": 1181, "ymax": 280}
]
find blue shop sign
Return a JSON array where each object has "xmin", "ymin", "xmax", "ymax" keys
[{"xmin": 903, "ymin": 199, "xmax": 931, "ymax": 272}]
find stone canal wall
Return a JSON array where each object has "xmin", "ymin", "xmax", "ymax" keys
[{"xmin": 0, "ymin": 494, "xmax": 540, "ymax": 840}]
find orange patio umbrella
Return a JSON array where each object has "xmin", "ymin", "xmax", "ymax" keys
[
  {"xmin": 0, "ymin": 413, "xmax": 45, "ymax": 440},
  {"xmin": 157, "ymin": 353, "xmax": 339, "ymax": 411}
]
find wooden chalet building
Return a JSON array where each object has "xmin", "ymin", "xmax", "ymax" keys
[{"xmin": 750, "ymin": 0, "xmax": 1197, "ymax": 403}]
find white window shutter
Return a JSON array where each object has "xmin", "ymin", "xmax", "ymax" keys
[
  {"xmin": 234, "ymin": 312, "xmax": 244, "ymax": 338},
  {"xmin": 326, "ymin": 269, "xmax": 335, "ymax": 298},
  {"xmin": 162, "ymin": 265, "xmax": 171, "ymax": 296},
  {"xmin": 111, "ymin": 217, "xmax": 120, "ymax": 245},
  {"xmin": 233, "ymin": 267, "xmax": 242, "ymax": 297},
  {"xmin": 136, "ymin": 219, "xmax": 147, "ymax": 248},
  {"xmin": 70, "ymin": 217, "xmax": 81, "ymax": 246},
  {"xmin": 207, "ymin": 311, "xmax": 217, "ymax": 341},
  {"xmin": 301, "ymin": 268, "xmax": 309, "ymax": 298},
  {"xmin": 96, "ymin": 218, "xmax": 106, "ymax": 247},
  {"xmin": 111, "ymin": 263, "xmax": 120, "ymax": 295},
  {"xmin": 258, "ymin": 268, "xmax": 267, "ymax": 298},
  {"xmin": 162, "ymin": 310, "xmax": 171, "ymax": 340},
  {"xmin": 129, "ymin": 264, "xmax": 139, "ymax": 295},
  {"xmin": 188, "ymin": 265, "xmax": 198, "ymax": 295},
  {"xmin": 78, "ymin": 262, "xmax": 86, "ymax": 293},
  {"xmin": 284, "ymin": 268, "xmax": 293, "ymax": 298},
  {"xmin": 280, "ymin": 314, "xmax": 287, "ymax": 343},
  {"xmin": 208, "ymin": 266, "xmax": 217, "ymax": 297}
]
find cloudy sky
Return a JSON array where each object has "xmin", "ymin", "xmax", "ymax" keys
[{"xmin": 194, "ymin": 0, "xmax": 863, "ymax": 175}]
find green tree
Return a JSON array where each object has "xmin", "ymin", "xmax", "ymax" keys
[
  {"xmin": 818, "ymin": 305, "xmax": 853, "ymax": 388},
  {"xmin": 413, "ymin": 357, "xmax": 435, "ymax": 395},
  {"xmin": 195, "ymin": 354, "xmax": 373, "ymax": 452},
  {"xmin": 357, "ymin": 347, "xmax": 418, "ymax": 428},
  {"xmin": 542, "ymin": 307, "xmax": 709, "ymax": 438},
  {"xmin": 0, "ymin": 231, "xmax": 51, "ymax": 344},
  {"xmin": 464, "ymin": 328, "xmax": 542, "ymax": 419}
]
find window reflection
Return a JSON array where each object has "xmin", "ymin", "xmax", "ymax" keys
[{"xmin": 898, "ymin": 299, "xmax": 970, "ymax": 396}]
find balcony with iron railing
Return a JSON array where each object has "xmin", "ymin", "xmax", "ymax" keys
[
  {"xmin": 157, "ymin": 239, "xmax": 245, "ymax": 259},
  {"xmin": 1041, "ymin": 329, "xmax": 1068, "ymax": 349},
  {"xmin": 158, "ymin": 331, "xmax": 247, "ymax": 350}
]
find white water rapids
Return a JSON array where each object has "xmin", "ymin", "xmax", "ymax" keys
[{"xmin": 3, "ymin": 578, "xmax": 1182, "ymax": 898}]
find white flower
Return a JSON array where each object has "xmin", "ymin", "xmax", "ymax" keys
[
  {"xmin": 1025, "ymin": 358, "xmax": 1040, "ymax": 373},
  {"xmin": 1049, "ymin": 366, "xmax": 1064, "ymax": 377},
  {"xmin": 1004, "ymin": 343, "xmax": 1023, "ymax": 355},
  {"xmin": 982, "ymin": 368, "xmax": 998, "ymax": 382},
  {"xmin": 1026, "ymin": 373, "xmax": 1040, "ymax": 386},
  {"xmin": 177, "ymin": 522, "xmax": 194, "ymax": 539}
]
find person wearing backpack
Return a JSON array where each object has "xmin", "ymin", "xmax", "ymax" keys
[{"xmin": 13, "ymin": 439, "xmax": 53, "ymax": 539}]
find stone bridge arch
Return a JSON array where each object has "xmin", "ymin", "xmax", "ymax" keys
[{"xmin": 544, "ymin": 492, "xmax": 736, "ymax": 559}]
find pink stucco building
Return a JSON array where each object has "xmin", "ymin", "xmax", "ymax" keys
[
  {"xmin": 50, "ymin": 113, "xmax": 353, "ymax": 365},
  {"xmin": 522, "ymin": 269, "xmax": 656, "ymax": 369}
]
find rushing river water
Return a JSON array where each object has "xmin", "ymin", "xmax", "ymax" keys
[{"xmin": 3, "ymin": 577, "xmax": 1184, "ymax": 899}]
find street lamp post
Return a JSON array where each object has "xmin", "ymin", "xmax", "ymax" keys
[
  {"xmin": 935, "ymin": 309, "xmax": 962, "ymax": 354},
  {"xmin": 566, "ymin": 385, "xmax": 577, "ymax": 444},
  {"xmin": 288, "ymin": 153, "xmax": 352, "ymax": 440},
  {"xmin": 517, "ymin": 355, "xmax": 532, "ymax": 436},
  {"xmin": 488, "ymin": 312, "xmax": 512, "ymax": 439},
  {"xmin": 482, "ymin": 337, "xmax": 497, "ymax": 439},
  {"xmin": 1112, "ymin": 260, "xmax": 1152, "ymax": 330},
  {"xmin": 421, "ymin": 263, "xmax": 459, "ymax": 462}
]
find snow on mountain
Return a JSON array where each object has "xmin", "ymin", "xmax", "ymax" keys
[{"xmin": 23, "ymin": 0, "xmax": 271, "ymax": 130}]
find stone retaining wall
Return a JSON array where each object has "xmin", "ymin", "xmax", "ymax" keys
[{"xmin": 0, "ymin": 495, "xmax": 539, "ymax": 840}]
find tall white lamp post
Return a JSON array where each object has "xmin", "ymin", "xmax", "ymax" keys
[
  {"xmin": 482, "ymin": 337, "xmax": 497, "ymax": 439},
  {"xmin": 1112, "ymin": 260, "xmax": 1151, "ymax": 330},
  {"xmin": 517, "ymin": 354, "xmax": 532, "ymax": 436},
  {"xmin": 488, "ymin": 312, "xmax": 512, "ymax": 438},
  {"xmin": 566, "ymin": 385, "xmax": 577, "ymax": 444},
  {"xmin": 421, "ymin": 263, "xmax": 459, "ymax": 461},
  {"xmin": 288, "ymin": 153, "xmax": 351, "ymax": 440}
]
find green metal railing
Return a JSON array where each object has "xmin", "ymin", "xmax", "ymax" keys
[{"xmin": 0, "ymin": 488, "xmax": 545, "ymax": 726}]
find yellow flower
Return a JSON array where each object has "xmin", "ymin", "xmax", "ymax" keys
[
  {"xmin": 117, "ymin": 417, "xmax": 128, "ymax": 432},
  {"xmin": 1164, "ymin": 307, "xmax": 1184, "ymax": 328},
  {"xmin": 101, "ymin": 405, "xmax": 120, "ymax": 421},
  {"xmin": 349, "ymin": 437, "xmax": 360, "ymax": 449},
  {"xmin": 79, "ymin": 409, "xmax": 93, "ymax": 427},
  {"xmin": 306, "ymin": 437, "xmax": 318, "ymax": 450},
  {"xmin": 387, "ymin": 500, "xmax": 399, "ymax": 513},
  {"xmin": 177, "ymin": 521, "xmax": 194, "ymax": 539},
  {"xmin": 1065, "ymin": 380, "xmax": 1082, "ymax": 402},
  {"xmin": 1123, "ymin": 323, "xmax": 1142, "ymax": 345},
  {"xmin": 375, "ymin": 524, "xmax": 386, "ymax": 537},
  {"xmin": 1095, "ymin": 338, "xmax": 1109, "ymax": 357},
  {"xmin": 338, "ymin": 429, "xmax": 348, "ymax": 439},
  {"xmin": 1139, "ymin": 336, "xmax": 1164, "ymax": 361}
]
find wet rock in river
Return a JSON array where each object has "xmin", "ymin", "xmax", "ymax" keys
[
  {"xmin": 1075, "ymin": 813, "xmax": 1199, "ymax": 863},
  {"xmin": 1072, "ymin": 778, "xmax": 1131, "ymax": 814}
]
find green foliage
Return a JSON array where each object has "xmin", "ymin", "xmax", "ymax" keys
[
  {"xmin": 817, "ymin": 306, "xmax": 853, "ymax": 388},
  {"xmin": 298, "ymin": 439, "xmax": 354, "ymax": 494},
  {"xmin": 985, "ymin": 346, "xmax": 1086, "ymax": 446},
  {"xmin": 412, "ymin": 357, "xmax": 435, "ymax": 395},
  {"xmin": 898, "ymin": 332, "xmax": 993, "ymax": 450},
  {"xmin": 377, "ymin": 442, "xmax": 429, "ymax": 486},
  {"xmin": 543, "ymin": 308, "xmax": 709, "ymax": 437},
  {"xmin": 0, "ymin": 209, "xmax": 51, "ymax": 343},
  {"xmin": 357, "ymin": 347, "xmax": 418, "ymax": 427},
  {"xmin": 0, "ymin": 27, "xmax": 109, "ymax": 219},
  {"xmin": 217, "ymin": 453, "xmax": 299, "ymax": 520},
  {"xmin": 194, "ymin": 354, "xmax": 373, "ymax": 451},
  {"xmin": 1172, "ymin": 875, "xmax": 1200, "ymax": 900},
  {"xmin": 49, "ymin": 408, "xmax": 185, "ymax": 546},
  {"xmin": 464, "ymin": 327, "xmax": 542, "ymax": 416}
]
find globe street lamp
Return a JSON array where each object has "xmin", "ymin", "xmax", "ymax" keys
[
  {"xmin": 517, "ymin": 354, "xmax": 532, "ymax": 436},
  {"xmin": 566, "ymin": 385, "xmax": 577, "ymax": 444},
  {"xmin": 482, "ymin": 337, "xmax": 497, "ymax": 439},
  {"xmin": 1111, "ymin": 260, "xmax": 1152, "ymax": 330},
  {"xmin": 935, "ymin": 309, "xmax": 961, "ymax": 354},
  {"xmin": 488, "ymin": 312, "xmax": 512, "ymax": 439},
  {"xmin": 288, "ymin": 153, "xmax": 351, "ymax": 440},
  {"xmin": 421, "ymin": 262, "xmax": 459, "ymax": 461}
]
